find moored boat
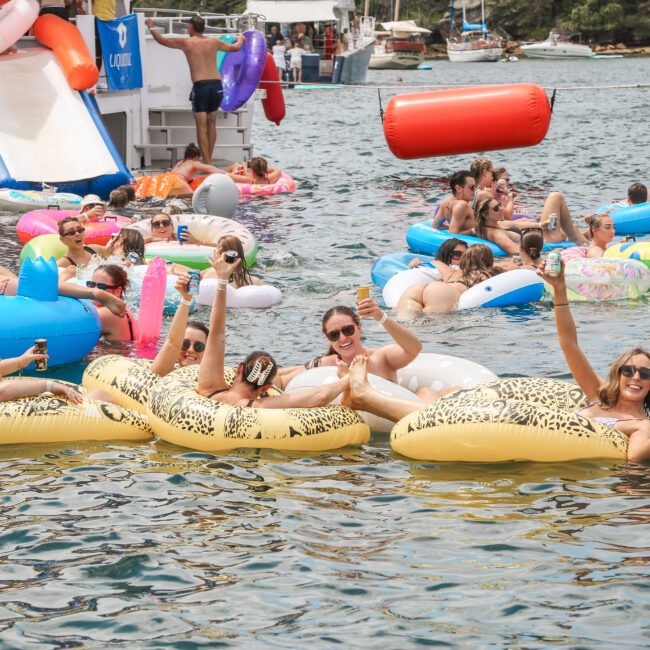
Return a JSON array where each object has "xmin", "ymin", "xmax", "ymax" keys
[
  {"xmin": 446, "ymin": 0, "xmax": 502, "ymax": 62},
  {"xmin": 521, "ymin": 32, "xmax": 593, "ymax": 59},
  {"xmin": 370, "ymin": 20, "xmax": 430, "ymax": 70}
]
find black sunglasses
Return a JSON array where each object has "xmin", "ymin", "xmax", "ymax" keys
[
  {"xmin": 63, "ymin": 226, "xmax": 86, "ymax": 236},
  {"xmin": 621, "ymin": 365, "xmax": 650, "ymax": 380},
  {"xmin": 451, "ymin": 250, "xmax": 464, "ymax": 259},
  {"xmin": 181, "ymin": 339, "xmax": 206, "ymax": 353},
  {"xmin": 86, "ymin": 280, "xmax": 119, "ymax": 291},
  {"xmin": 152, "ymin": 219, "xmax": 172, "ymax": 228},
  {"xmin": 325, "ymin": 324, "xmax": 356, "ymax": 342},
  {"xmin": 490, "ymin": 204, "xmax": 501, "ymax": 213},
  {"xmin": 84, "ymin": 203, "xmax": 102, "ymax": 209}
]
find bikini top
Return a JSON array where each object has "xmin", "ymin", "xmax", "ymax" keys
[
  {"xmin": 576, "ymin": 402, "xmax": 648, "ymax": 426},
  {"xmin": 207, "ymin": 387, "xmax": 255, "ymax": 408},
  {"xmin": 64, "ymin": 246, "xmax": 96, "ymax": 267}
]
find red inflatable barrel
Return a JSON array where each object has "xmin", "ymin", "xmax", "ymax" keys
[
  {"xmin": 33, "ymin": 14, "xmax": 98, "ymax": 90},
  {"xmin": 383, "ymin": 83, "xmax": 551, "ymax": 159},
  {"xmin": 259, "ymin": 51, "xmax": 285, "ymax": 126}
]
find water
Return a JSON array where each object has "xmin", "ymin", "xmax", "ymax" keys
[{"xmin": 1, "ymin": 59, "xmax": 649, "ymax": 647}]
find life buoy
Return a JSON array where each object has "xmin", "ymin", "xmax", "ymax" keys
[
  {"xmin": 220, "ymin": 29, "xmax": 266, "ymax": 112},
  {"xmin": 259, "ymin": 51, "xmax": 285, "ymax": 125},
  {"xmin": 33, "ymin": 14, "xmax": 98, "ymax": 90},
  {"xmin": 383, "ymin": 84, "xmax": 551, "ymax": 159}
]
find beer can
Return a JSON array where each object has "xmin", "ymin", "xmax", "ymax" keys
[
  {"xmin": 188, "ymin": 271, "xmax": 200, "ymax": 296},
  {"xmin": 547, "ymin": 212, "xmax": 558, "ymax": 231},
  {"xmin": 126, "ymin": 251, "xmax": 139, "ymax": 266},
  {"xmin": 177, "ymin": 225, "xmax": 189, "ymax": 245},
  {"xmin": 34, "ymin": 338, "xmax": 48, "ymax": 372},
  {"xmin": 545, "ymin": 251, "xmax": 562, "ymax": 277}
]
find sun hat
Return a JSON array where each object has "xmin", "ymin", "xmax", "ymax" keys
[{"xmin": 80, "ymin": 194, "xmax": 105, "ymax": 210}]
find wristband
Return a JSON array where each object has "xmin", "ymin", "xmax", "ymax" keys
[
  {"xmin": 379, "ymin": 311, "xmax": 388, "ymax": 325},
  {"xmin": 554, "ymin": 302, "xmax": 569, "ymax": 307},
  {"xmin": 216, "ymin": 279, "xmax": 229, "ymax": 286},
  {"xmin": 45, "ymin": 380, "xmax": 53, "ymax": 393},
  {"xmin": 180, "ymin": 298, "xmax": 192, "ymax": 306}
]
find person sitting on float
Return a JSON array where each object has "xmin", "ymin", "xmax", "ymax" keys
[
  {"xmin": 274, "ymin": 295, "xmax": 423, "ymax": 389},
  {"xmin": 104, "ymin": 228, "xmax": 146, "ymax": 264},
  {"xmin": 408, "ymin": 238, "xmax": 469, "ymax": 272},
  {"xmin": 396, "ymin": 244, "xmax": 504, "ymax": 314},
  {"xmin": 56, "ymin": 217, "xmax": 106, "ymax": 269},
  {"xmin": 626, "ymin": 182, "xmax": 647, "ymax": 206},
  {"xmin": 584, "ymin": 214, "xmax": 615, "ymax": 258},
  {"xmin": 226, "ymin": 157, "xmax": 281, "ymax": 185},
  {"xmin": 87, "ymin": 264, "xmax": 135, "ymax": 342},
  {"xmin": 173, "ymin": 143, "xmax": 224, "ymax": 184},
  {"xmin": 0, "ymin": 347, "xmax": 83, "ymax": 403},
  {"xmin": 77, "ymin": 194, "xmax": 107, "ymax": 223},
  {"xmin": 197, "ymin": 250, "xmax": 350, "ymax": 408},
  {"xmin": 199, "ymin": 235, "xmax": 262, "ymax": 286},
  {"xmin": 151, "ymin": 274, "xmax": 210, "ymax": 376},
  {"xmin": 471, "ymin": 158, "xmax": 516, "ymax": 220},
  {"xmin": 431, "ymin": 170, "xmax": 476, "ymax": 235},
  {"xmin": 540, "ymin": 260, "xmax": 650, "ymax": 462},
  {"xmin": 473, "ymin": 198, "xmax": 587, "ymax": 255},
  {"xmin": 144, "ymin": 213, "xmax": 177, "ymax": 244},
  {"xmin": 497, "ymin": 228, "xmax": 544, "ymax": 270},
  {"xmin": 0, "ymin": 263, "xmax": 126, "ymax": 316}
]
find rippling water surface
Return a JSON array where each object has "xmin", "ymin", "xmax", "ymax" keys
[{"xmin": 0, "ymin": 60, "xmax": 649, "ymax": 647}]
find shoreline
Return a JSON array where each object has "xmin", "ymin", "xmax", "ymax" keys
[{"xmin": 424, "ymin": 42, "xmax": 650, "ymax": 59}]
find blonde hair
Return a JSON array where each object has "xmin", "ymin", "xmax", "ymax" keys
[{"xmin": 598, "ymin": 348, "xmax": 650, "ymax": 412}]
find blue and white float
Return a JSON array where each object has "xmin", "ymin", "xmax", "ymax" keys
[{"xmin": 596, "ymin": 202, "xmax": 650, "ymax": 235}]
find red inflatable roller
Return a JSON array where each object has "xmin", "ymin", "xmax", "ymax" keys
[
  {"xmin": 383, "ymin": 83, "xmax": 551, "ymax": 159},
  {"xmin": 259, "ymin": 51, "xmax": 285, "ymax": 126},
  {"xmin": 33, "ymin": 14, "xmax": 98, "ymax": 90}
]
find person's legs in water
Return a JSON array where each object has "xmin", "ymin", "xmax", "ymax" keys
[{"xmin": 540, "ymin": 191, "xmax": 588, "ymax": 245}]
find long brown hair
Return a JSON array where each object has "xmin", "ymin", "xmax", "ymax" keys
[
  {"xmin": 474, "ymin": 198, "xmax": 497, "ymax": 240},
  {"xmin": 249, "ymin": 157, "xmax": 269, "ymax": 182},
  {"xmin": 459, "ymin": 244, "xmax": 498, "ymax": 287},
  {"xmin": 521, "ymin": 228, "xmax": 543, "ymax": 261},
  {"xmin": 598, "ymin": 347, "xmax": 650, "ymax": 412},
  {"xmin": 322, "ymin": 306, "xmax": 360, "ymax": 356},
  {"xmin": 217, "ymin": 235, "xmax": 253, "ymax": 287}
]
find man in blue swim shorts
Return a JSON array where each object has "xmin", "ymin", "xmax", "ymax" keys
[{"xmin": 147, "ymin": 15, "xmax": 245, "ymax": 163}]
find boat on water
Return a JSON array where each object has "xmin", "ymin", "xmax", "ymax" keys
[
  {"xmin": 369, "ymin": 20, "xmax": 431, "ymax": 70},
  {"xmin": 521, "ymin": 32, "xmax": 593, "ymax": 59},
  {"xmin": 245, "ymin": 0, "xmax": 375, "ymax": 84},
  {"xmin": 446, "ymin": 0, "xmax": 502, "ymax": 63}
]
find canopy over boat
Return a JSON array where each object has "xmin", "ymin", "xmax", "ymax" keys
[
  {"xmin": 245, "ymin": 0, "xmax": 355, "ymax": 23},
  {"xmin": 379, "ymin": 20, "xmax": 431, "ymax": 35}
]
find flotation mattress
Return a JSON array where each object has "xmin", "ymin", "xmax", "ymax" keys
[
  {"xmin": 134, "ymin": 173, "xmax": 192, "ymax": 200},
  {"xmin": 0, "ymin": 189, "xmax": 82, "ymax": 212}
]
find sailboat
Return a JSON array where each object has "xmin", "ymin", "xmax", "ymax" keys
[{"xmin": 446, "ymin": 0, "xmax": 502, "ymax": 63}]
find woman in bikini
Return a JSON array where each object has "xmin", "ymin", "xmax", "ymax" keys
[
  {"xmin": 56, "ymin": 217, "xmax": 105, "ymax": 269},
  {"xmin": 197, "ymin": 250, "xmax": 349, "ymax": 408},
  {"xmin": 584, "ymin": 214, "xmax": 615, "ymax": 258},
  {"xmin": 199, "ymin": 235, "xmax": 262, "ymax": 286},
  {"xmin": 87, "ymin": 265, "xmax": 136, "ymax": 342},
  {"xmin": 226, "ymin": 157, "xmax": 281, "ymax": 185},
  {"xmin": 172, "ymin": 143, "xmax": 224, "ymax": 184},
  {"xmin": 396, "ymin": 244, "xmax": 502, "ymax": 314},
  {"xmin": 541, "ymin": 259, "xmax": 650, "ymax": 462}
]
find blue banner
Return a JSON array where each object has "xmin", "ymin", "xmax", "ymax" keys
[{"xmin": 97, "ymin": 14, "xmax": 143, "ymax": 91}]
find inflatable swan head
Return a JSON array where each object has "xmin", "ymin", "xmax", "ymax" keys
[{"xmin": 17, "ymin": 256, "xmax": 59, "ymax": 302}]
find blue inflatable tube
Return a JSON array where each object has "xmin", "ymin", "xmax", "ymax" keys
[
  {"xmin": 596, "ymin": 202, "xmax": 650, "ymax": 235},
  {"xmin": 371, "ymin": 252, "xmax": 433, "ymax": 289},
  {"xmin": 406, "ymin": 221, "xmax": 577, "ymax": 257},
  {"xmin": 0, "ymin": 258, "xmax": 100, "ymax": 368},
  {"xmin": 221, "ymin": 30, "xmax": 267, "ymax": 111}
]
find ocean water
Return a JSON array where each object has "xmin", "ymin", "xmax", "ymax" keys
[{"xmin": 0, "ymin": 59, "xmax": 649, "ymax": 647}]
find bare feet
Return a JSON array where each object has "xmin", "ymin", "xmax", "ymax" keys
[
  {"xmin": 346, "ymin": 354, "xmax": 371, "ymax": 410},
  {"xmin": 337, "ymin": 359, "xmax": 351, "ymax": 406},
  {"xmin": 95, "ymin": 290, "xmax": 127, "ymax": 317}
]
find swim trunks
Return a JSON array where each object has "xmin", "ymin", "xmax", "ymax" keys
[{"xmin": 189, "ymin": 80, "xmax": 223, "ymax": 113}]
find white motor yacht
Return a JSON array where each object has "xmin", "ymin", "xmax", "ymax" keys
[
  {"xmin": 369, "ymin": 20, "xmax": 430, "ymax": 70},
  {"xmin": 521, "ymin": 33, "xmax": 593, "ymax": 59}
]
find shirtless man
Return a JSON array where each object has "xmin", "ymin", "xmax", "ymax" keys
[
  {"xmin": 431, "ymin": 170, "xmax": 476, "ymax": 235},
  {"xmin": 146, "ymin": 15, "xmax": 245, "ymax": 164}
]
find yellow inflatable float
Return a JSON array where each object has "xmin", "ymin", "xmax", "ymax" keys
[
  {"xmin": 391, "ymin": 378, "xmax": 628, "ymax": 462},
  {"xmin": 0, "ymin": 380, "xmax": 152, "ymax": 444},
  {"xmin": 147, "ymin": 365, "xmax": 370, "ymax": 452}
]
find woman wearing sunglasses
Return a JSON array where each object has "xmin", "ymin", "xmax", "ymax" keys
[
  {"xmin": 541, "ymin": 260, "xmax": 650, "ymax": 462},
  {"xmin": 408, "ymin": 238, "xmax": 469, "ymax": 274},
  {"xmin": 151, "ymin": 274, "xmax": 210, "ymax": 376},
  {"xmin": 87, "ymin": 265, "xmax": 135, "ymax": 342},
  {"xmin": 56, "ymin": 217, "xmax": 107, "ymax": 269},
  {"xmin": 144, "ymin": 214, "xmax": 176, "ymax": 244},
  {"xmin": 197, "ymin": 251, "xmax": 349, "ymax": 409}
]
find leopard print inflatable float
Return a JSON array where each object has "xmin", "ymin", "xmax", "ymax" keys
[
  {"xmin": 391, "ymin": 394, "xmax": 628, "ymax": 462},
  {"xmin": 147, "ymin": 365, "xmax": 370, "ymax": 452},
  {"xmin": 0, "ymin": 384, "xmax": 152, "ymax": 444}
]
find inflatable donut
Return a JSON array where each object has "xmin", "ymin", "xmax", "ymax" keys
[
  {"xmin": 16, "ymin": 209, "xmax": 131, "ymax": 245},
  {"xmin": 236, "ymin": 172, "xmax": 296, "ymax": 197},
  {"xmin": 391, "ymin": 397, "xmax": 628, "ymax": 462},
  {"xmin": 147, "ymin": 365, "xmax": 370, "ymax": 452},
  {"xmin": 0, "ymin": 386, "xmax": 152, "ymax": 444},
  {"xmin": 129, "ymin": 214, "xmax": 257, "ymax": 270},
  {"xmin": 134, "ymin": 173, "xmax": 192, "ymax": 200},
  {"xmin": 196, "ymin": 280, "xmax": 282, "ymax": 309}
]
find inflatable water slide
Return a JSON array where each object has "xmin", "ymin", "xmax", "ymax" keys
[{"xmin": 0, "ymin": 3, "xmax": 131, "ymax": 198}]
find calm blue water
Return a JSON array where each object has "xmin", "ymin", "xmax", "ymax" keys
[{"xmin": 0, "ymin": 59, "xmax": 649, "ymax": 647}]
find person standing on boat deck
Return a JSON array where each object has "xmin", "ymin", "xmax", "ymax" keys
[
  {"xmin": 431, "ymin": 170, "xmax": 476, "ymax": 235},
  {"xmin": 146, "ymin": 15, "xmax": 246, "ymax": 164},
  {"xmin": 39, "ymin": 0, "xmax": 72, "ymax": 21}
]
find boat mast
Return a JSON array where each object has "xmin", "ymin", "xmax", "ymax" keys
[
  {"xmin": 364, "ymin": 0, "xmax": 369, "ymax": 16},
  {"xmin": 449, "ymin": 0, "xmax": 454, "ymax": 35},
  {"xmin": 394, "ymin": 0, "xmax": 400, "ymax": 22},
  {"xmin": 481, "ymin": 0, "xmax": 485, "ymax": 23},
  {"xmin": 462, "ymin": 0, "xmax": 466, "ymax": 24}
]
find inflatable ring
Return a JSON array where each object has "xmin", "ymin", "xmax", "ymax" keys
[
  {"xmin": 236, "ymin": 172, "xmax": 296, "ymax": 197},
  {"xmin": 0, "ymin": 386, "xmax": 152, "ymax": 444},
  {"xmin": 596, "ymin": 201, "xmax": 650, "ymax": 235},
  {"xmin": 406, "ymin": 221, "xmax": 576, "ymax": 257},
  {"xmin": 0, "ymin": 189, "xmax": 81, "ymax": 212},
  {"xmin": 134, "ymin": 173, "xmax": 192, "ymax": 200},
  {"xmin": 128, "ymin": 214, "xmax": 258, "ymax": 270},
  {"xmin": 391, "ymin": 397, "xmax": 628, "ymax": 462},
  {"xmin": 604, "ymin": 241, "xmax": 650, "ymax": 270},
  {"xmin": 220, "ymin": 29, "xmax": 267, "ymax": 112},
  {"xmin": 197, "ymin": 281, "xmax": 282, "ymax": 309},
  {"xmin": 16, "ymin": 209, "xmax": 131, "ymax": 245},
  {"xmin": 147, "ymin": 365, "xmax": 370, "ymax": 452}
]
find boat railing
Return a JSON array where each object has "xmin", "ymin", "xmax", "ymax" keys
[{"xmin": 133, "ymin": 8, "xmax": 255, "ymax": 35}]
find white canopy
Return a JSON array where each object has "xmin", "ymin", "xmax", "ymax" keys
[
  {"xmin": 379, "ymin": 20, "xmax": 431, "ymax": 34},
  {"xmin": 245, "ymin": 1, "xmax": 342, "ymax": 23}
]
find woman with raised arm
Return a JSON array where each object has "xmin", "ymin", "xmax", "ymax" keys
[
  {"xmin": 540, "ymin": 260, "xmax": 650, "ymax": 462},
  {"xmin": 197, "ymin": 251, "xmax": 349, "ymax": 408}
]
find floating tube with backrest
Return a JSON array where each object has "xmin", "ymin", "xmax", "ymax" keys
[
  {"xmin": 383, "ymin": 84, "xmax": 551, "ymax": 159},
  {"xmin": 595, "ymin": 202, "xmax": 650, "ymax": 235}
]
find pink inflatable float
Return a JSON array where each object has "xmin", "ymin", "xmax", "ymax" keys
[
  {"xmin": 16, "ymin": 209, "xmax": 131, "ymax": 245},
  {"xmin": 236, "ymin": 172, "xmax": 296, "ymax": 197}
]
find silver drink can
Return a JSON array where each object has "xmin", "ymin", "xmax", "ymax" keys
[
  {"xmin": 545, "ymin": 251, "xmax": 562, "ymax": 277},
  {"xmin": 188, "ymin": 271, "xmax": 200, "ymax": 296}
]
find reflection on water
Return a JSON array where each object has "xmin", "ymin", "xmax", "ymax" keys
[{"xmin": 1, "ymin": 60, "xmax": 650, "ymax": 646}]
